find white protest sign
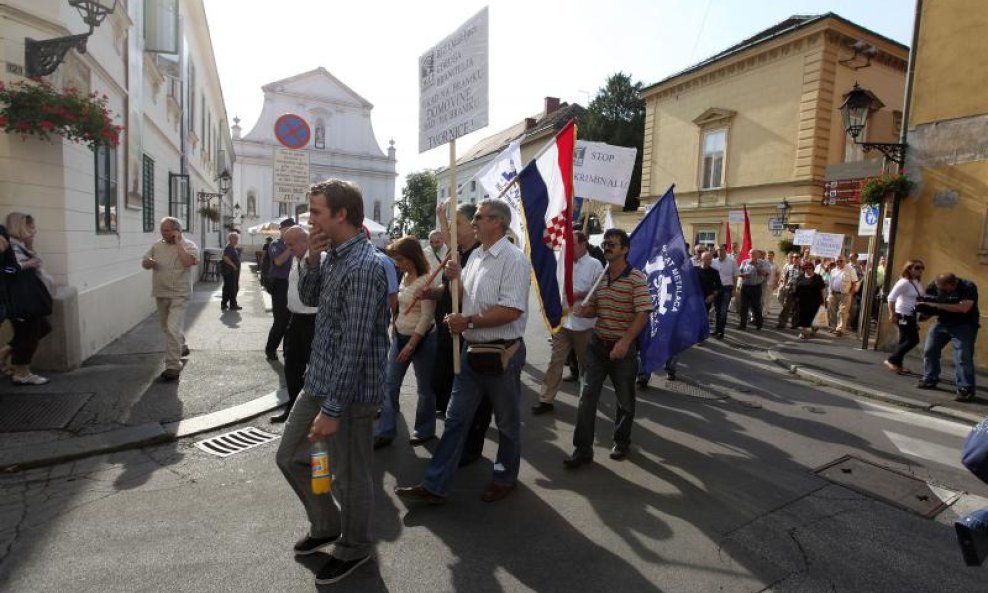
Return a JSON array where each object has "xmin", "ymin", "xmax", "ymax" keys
[
  {"xmin": 728, "ymin": 210, "xmax": 745, "ymax": 224},
  {"xmin": 793, "ymin": 229, "xmax": 816, "ymax": 246},
  {"xmin": 809, "ymin": 232, "xmax": 844, "ymax": 258},
  {"xmin": 272, "ymin": 147, "xmax": 310, "ymax": 203},
  {"xmin": 418, "ymin": 7, "xmax": 489, "ymax": 153},
  {"xmin": 572, "ymin": 140, "xmax": 637, "ymax": 206}
]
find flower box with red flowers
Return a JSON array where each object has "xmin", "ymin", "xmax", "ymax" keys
[{"xmin": 0, "ymin": 79, "xmax": 122, "ymax": 149}]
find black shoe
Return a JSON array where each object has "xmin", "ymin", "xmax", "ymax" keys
[
  {"xmin": 373, "ymin": 436, "xmax": 393, "ymax": 450},
  {"xmin": 563, "ymin": 453, "xmax": 593, "ymax": 469},
  {"xmin": 409, "ymin": 434, "xmax": 436, "ymax": 446},
  {"xmin": 181, "ymin": 345, "xmax": 190, "ymax": 357},
  {"xmin": 265, "ymin": 350, "xmax": 278, "ymax": 361},
  {"xmin": 666, "ymin": 371, "xmax": 676, "ymax": 381},
  {"xmin": 159, "ymin": 369, "xmax": 180, "ymax": 382},
  {"xmin": 293, "ymin": 534, "xmax": 339, "ymax": 556},
  {"xmin": 531, "ymin": 402, "xmax": 554, "ymax": 415},
  {"xmin": 715, "ymin": 332, "xmax": 724, "ymax": 340},
  {"xmin": 609, "ymin": 445, "xmax": 629, "ymax": 460},
  {"xmin": 636, "ymin": 377, "xmax": 649, "ymax": 390},
  {"xmin": 955, "ymin": 388, "xmax": 975, "ymax": 402},
  {"xmin": 916, "ymin": 381, "xmax": 938, "ymax": 390},
  {"xmin": 220, "ymin": 304, "xmax": 228, "ymax": 311},
  {"xmin": 270, "ymin": 412, "xmax": 290, "ymax": 423},
  {"xmin": 314, "ymin": 554, "xmax": 372, "ymax": 585},
  {"xmin": 562, "ymin": 373, "xmax": 579, "ymax": 382}
]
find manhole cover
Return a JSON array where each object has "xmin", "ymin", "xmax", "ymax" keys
[
  {"xmin": 0, "ymin": 392, "xmax": 93, "ymax": 431},
  {"xmin": 814, "ymin": 455, "xmax": 960, "ymax": 518},
  {"xmin": 194, "ymin": 427, "xmax": 279, "ymax": 457}
]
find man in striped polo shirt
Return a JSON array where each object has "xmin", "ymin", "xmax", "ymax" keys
[{"xmin": 565, "ymin": 228, "xmax": 652, "ymax": 467}]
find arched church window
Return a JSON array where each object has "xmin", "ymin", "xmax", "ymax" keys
[{"xmin": 314, "ymin": 120, "xmax": 325, "ymax": 150}]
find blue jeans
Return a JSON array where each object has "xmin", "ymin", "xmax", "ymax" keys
[
  {"xmin": 573, "ymin": 335, "xmax": 639, "ymax": 457},
  {"xmin": 422, "ymin": 340, "xmax": 526, "ymax": 496},
  {"xmin": 922, "ymin": 322, "xmax": 978, "ymax": 392},
  {"xmin": 376, "ymin": 331, "xmax": 437, "ymax": 440},
  {"xmin": 714, "ymin": 286, "xmax": 734, "ymax": 334}
]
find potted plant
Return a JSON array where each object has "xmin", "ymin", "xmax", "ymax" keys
[
  {"xmin": 859, "ymin": 172, "xmax": 912, "ymax": 205},
  {"xmin": 778, "ymin": 238, "xmax": 794, "ymax": 254},
  {"xmin": 0, "ymin": 79, "xmax": 121, "ymax": 148},
  {"xmin": 198, "ymin": 205, "xmax": 220, "ymax": 222}
]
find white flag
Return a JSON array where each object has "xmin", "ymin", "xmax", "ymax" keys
[{"xmin": 477, "ymin": 138, "xmax": 526, "ymax": 252}]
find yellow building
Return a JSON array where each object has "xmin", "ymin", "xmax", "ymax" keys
[
  {"xmin": 638, "ymin": 14, "xmax": 907, "ymax": 255},
  {"xmin": 893, "ymin": 0, "xmax": 988, "ymax": 368}
]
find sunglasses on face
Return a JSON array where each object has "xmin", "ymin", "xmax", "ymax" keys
[
  {"xmin": 913, "ymin": 265, "xmax": 925, "ymax": 270},
  {"xmin": 602, "ymin": 241, "xmax": 621, "ymax": 248}
]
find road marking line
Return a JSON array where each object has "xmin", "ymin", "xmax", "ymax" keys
[
  {"xmin": 861, "ymin": 400, "xmax": 971, "ymax": 437},
  {"xmin": 882, "ymin": 430, "xmax": 965, "ymax": 470}
]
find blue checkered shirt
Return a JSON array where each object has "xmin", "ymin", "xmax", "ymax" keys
[{"xmin": 299, "ymin": 234, "xmax": 389, "ymax": 417}]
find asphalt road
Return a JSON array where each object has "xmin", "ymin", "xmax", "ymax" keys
[{"xmin": 1, "ymin": 322, "xmax": 986, "ymax": 592}]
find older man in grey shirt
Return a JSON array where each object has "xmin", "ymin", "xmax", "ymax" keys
[{"xmin": 395, "ymin": 198, "xmax": 530, "ymax": 504}]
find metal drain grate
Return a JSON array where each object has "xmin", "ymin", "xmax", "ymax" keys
[
  {"xmin": 661, "ymin": 379, "xmax": 729, "ymax": 401},
  {"xmin": 194, "ymin": 427, "xmax": 279, "ymax": 457},
  {"xmin": 815, "ymin": 454, "xmax": 961, "ymax": 518},
  {"xmin": 0, "ymin": 392, "xmax": 93, "ymax": 431}
]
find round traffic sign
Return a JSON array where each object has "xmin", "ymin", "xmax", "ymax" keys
[{"xmin": 274, "ymin": 114, "xmax": 311, "ymax": 149}]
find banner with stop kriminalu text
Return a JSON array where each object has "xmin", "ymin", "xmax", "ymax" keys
[
  {"xmin": 418, "ymin": 7, "xmax": 489, "ymax": 153},
  {"xmin": 573, "ymin": 140, "xmax": 637, "ymax": 206}
]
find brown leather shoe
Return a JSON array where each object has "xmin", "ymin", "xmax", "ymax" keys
[
  {"xmin": 394, "ymin": 484, "xmax": 446, "ymax": 505},
  {"xmin": 480, "ymin": 481, "xmax": 516, "ymax": 503}
]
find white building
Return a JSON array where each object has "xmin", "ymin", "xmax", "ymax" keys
[
  {"xmin": 0, "ymin": 0, "xmax": 233, "ymax": 369},
  {"xmin": 232, "ymin": 67, "xmax": 397, "ymax": 237}
]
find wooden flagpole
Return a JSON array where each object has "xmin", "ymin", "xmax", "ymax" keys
[{"xmin": 449, "ymin": 140, "xmax": 461, "ymax": 374}]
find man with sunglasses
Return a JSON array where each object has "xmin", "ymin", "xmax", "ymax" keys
[
  {"xmin": 565, "ymin": 228, "xmax": 652, "ymax": 467},
  {"xmin": 915, "ymin": 273, "xmax": 980, "ymax": 401},
  {"xmin": 395, "ymin": 198, "xmax": 530, "ymax": 503}
]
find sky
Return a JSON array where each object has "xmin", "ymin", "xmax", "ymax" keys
[{"xmin": 203, "ymin": 0, "xmax": 916, "ymax": 200}]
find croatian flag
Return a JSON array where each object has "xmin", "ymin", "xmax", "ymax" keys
[
  {"xmin": 628, "ymin": 185, "xmax": 710, "ymax": 374},
  {"xmin": 519, "ymin": 120, "xmax": 576, "ymax": 332}
]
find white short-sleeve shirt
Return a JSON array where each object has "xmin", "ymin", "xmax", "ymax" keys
[{"xmin": 461, "ymin": 236, "xmax": 531, "ymax": 342}]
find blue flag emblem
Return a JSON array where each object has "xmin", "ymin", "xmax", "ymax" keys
[{"xmin": 628, "ymin": 186, "xmax": 710, "ymax": 374}]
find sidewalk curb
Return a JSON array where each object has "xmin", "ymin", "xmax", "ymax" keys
[
  {"xmin": 0, "ymin": 388, "xmax": 288, "ymax": 472},
  {"xmin": 764, "ymin": 346, "xmax": 961, "ymax": 416}
]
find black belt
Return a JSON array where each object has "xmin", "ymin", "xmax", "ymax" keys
[{"xmin": 465, "ymin": 338, "xmax": 521, "ymax": 346}]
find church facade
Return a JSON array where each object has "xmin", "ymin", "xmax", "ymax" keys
[{"xmin": 232, "ymin": 68, "xmax": 396, "ymax": 232}]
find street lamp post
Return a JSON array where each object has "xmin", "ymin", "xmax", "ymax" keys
[
  {"xmin": 838, "ymin": 84, "xmax": 908, "ymax": 350},
  {"xmin": 196, "ymin": 169, "xmax": 232, "ymax": 249},
  {"xmin": 770, "ymin": 198, "xmax": 799, "ymax": 238}
]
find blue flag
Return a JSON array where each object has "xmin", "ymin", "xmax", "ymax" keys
[{"xmin": 627, "ymin": 185, "xmax": 710, "ymax": 374}]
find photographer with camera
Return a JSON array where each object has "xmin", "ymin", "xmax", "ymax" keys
[{"xmin": 915, "ymin": 273, "xmax": 980, "ymax": 401}]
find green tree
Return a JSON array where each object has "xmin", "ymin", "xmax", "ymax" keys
[
  {"xmin": 581, "ymin": 72, "xmax": 646, "ymax": 211},
  {"xmin": 394, "ymin": 169, "xmax": 438, "ymax": 238}
]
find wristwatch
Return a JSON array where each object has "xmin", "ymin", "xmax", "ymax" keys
[{"xmin": 467, "ymin": 316, "xmax": 475, "ymax": 330}]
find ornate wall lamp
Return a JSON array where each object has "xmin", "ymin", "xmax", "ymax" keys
[{"xmin": 25, "ymin": 0, "xmax": 119, "ymax": 78}]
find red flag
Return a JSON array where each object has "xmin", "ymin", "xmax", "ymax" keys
[
  {"xmin": 739, "ymin": 205, "xmax": 753, "ymax": 263},
  {"xmin": 725, "ymin": 221, "xmax": 733, "ymax": 254}
]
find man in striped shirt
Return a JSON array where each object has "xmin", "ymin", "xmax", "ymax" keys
[
  {"xmin": 274, "ymin": 179, "xmax": 390, "ymax": 586},
  {"xmin": 395, "ymin": 198, "xmax": 531, "ymax": 504},
  {"xmin": 565, "ymin": 228, "xmax": 652, "ymax": 467}
]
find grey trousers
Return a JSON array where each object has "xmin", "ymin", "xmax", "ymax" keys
[{"xmin": 275, "ymin": 392, "xmax": 377, "ymax": 561}]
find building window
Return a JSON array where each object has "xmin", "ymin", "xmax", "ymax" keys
[
  {"xmin": 188, "ymin": 63, "xmax": 196, "ymax": 139},
  {"xmin": 892, "ymin": 110, "xmax": 903, "ymax": 138},
  {"xmin": 168, "ymin": 172, "xmax": 190, "ymax": 231},
  {"xmin": 94, "ymin": 145, "xmax": 118, "ymax": 233},
  {"xmin": 142, "ymin": 155, "xmax": 155, "ymax": 232},
  {"xmin": 700, "ymin": 129, "xmax": 726, "ymax": 189},
  {"xmin": 470, "ymin": 180, "xmax": 476, "ymax": 193},
  {"xmin": 278, "ymin": 202, "xmax": 289, "ymax": 216},
  {"xmin": 695, "ymin": 230, "xmax": 717, "ymax": 248},
  {"xmin": 314, "ymin": 120, "xmax": 325, "ymax": 149},
  {"xmin": 373, "ymin": 200, "xmax": 381, "ymax": 222},
  {"xmin": 246, "ymin": 191, "xmax": 257, "ymax": 217}
]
